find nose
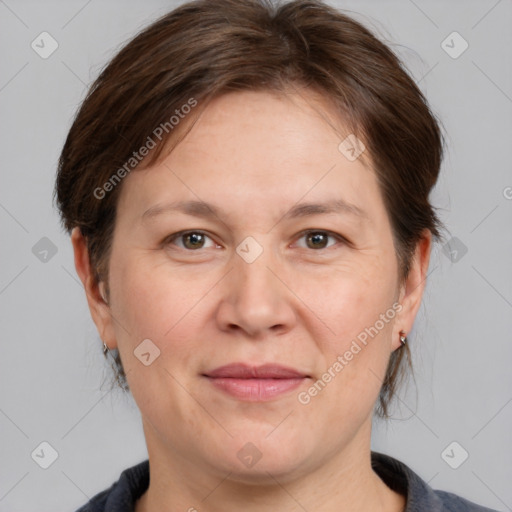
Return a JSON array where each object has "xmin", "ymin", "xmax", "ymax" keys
[{"xmin": 215, "ymin": 250, "xmax": 297, "ymax": 339}]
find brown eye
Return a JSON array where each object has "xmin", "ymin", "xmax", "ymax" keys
[
  {"xmin": 294, "ymin": 230, "xmax": 343, "ymax": 250},
  {"xmin": 166, "ymin": 231, "xmax": 216, "ymax": 250},
  {"xmin": 183, "ymin": 232, "xmax": 205, "ymax": 249},
  {"xmin": 305, "ymin": 232, "xmax": 329, "ymax": 249}
]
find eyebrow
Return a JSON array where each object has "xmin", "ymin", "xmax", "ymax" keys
[{"xmin": 141, "ymin": 198, "xmax": 369, "ymax": 223}]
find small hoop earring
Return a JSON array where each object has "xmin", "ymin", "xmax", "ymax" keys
[{"xmin": 399, "ymin": 330, "xmax": 407, "ymax": 346}]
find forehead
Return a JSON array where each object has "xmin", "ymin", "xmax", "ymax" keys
[
  {"xmin": 173, "ymin": 89, "xmax": 367, "ymax": 170},
  {"xmin": 116, "ymin": 89, "xmax": 385, "ymax": 228}
]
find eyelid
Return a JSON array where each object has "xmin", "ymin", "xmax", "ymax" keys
[
  {"xmin": 164, "ymin": 229, "xmax": 218, "ymax": 249},
  {"xmin": 163, "ymin": 228, "xmax": 348, "ymax": 250},
  {"xmin": 292, "ymin": 229, "xmax": 347, "ymax": 249}
]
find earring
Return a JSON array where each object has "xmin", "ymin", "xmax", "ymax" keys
[
  {"xmin": 399, "ymin": 330, "xmax": 407, "ymax": 346},
  {"xmin": 102, "ymin": 341, "xmax": 109, "ymax": 357}
]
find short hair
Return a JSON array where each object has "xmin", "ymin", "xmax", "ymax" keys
[{"xmin": 54, "ymin": 0, "xmax": 445, "ymax": 418}]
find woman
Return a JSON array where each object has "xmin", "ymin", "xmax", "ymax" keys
[{"xmin": 55, "ymin": 0, "xmax": 498, "ymax": 510}]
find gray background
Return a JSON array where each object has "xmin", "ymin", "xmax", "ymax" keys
[{"xmin": 0, "ymin": 0, "xmax": 511, "ymax": 510}]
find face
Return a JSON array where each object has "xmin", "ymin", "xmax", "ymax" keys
[{"xmin": 77, "ymin": 89, "xmax": 427, "ymax": 483}]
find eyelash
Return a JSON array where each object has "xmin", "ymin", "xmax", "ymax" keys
[{"xmin": 164, "ymin": 229, "xmax": 347, "ymax": 251}]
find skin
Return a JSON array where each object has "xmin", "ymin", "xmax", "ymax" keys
[{"xmin": 72, "ymin": 89, "xmax": 431, "ymax": 511}]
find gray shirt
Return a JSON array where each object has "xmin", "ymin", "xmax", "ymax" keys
[{"xmin": 75, "ymin": 451, "xmax": 499, "ymax": 511}]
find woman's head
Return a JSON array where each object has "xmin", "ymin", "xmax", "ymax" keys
[{"xmin": 55, "ymin": 0, "xmax": 444, "ymax": 473}]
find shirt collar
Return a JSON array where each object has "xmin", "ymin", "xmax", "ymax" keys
[{"xmin": 102, "ymin": 451, "xmax": 449, "ymax": 512}]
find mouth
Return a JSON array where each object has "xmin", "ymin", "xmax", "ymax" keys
[{"xmin": 203, "ymin": 363, "xmax": 310, "ymax": 402}]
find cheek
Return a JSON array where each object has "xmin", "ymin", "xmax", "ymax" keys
[
  {"xmin": 107, "ymin": 256, "xmax": 208, "ymax": 416},
  {"xmin": 110, "ymin": 262, "xmax": 169, "ymax": 341},
  {"xmin": 295, "ymin": 255, "xmax": 397, "ymax": 348},
  {"xmin": 293, "ymin": 256, "xmax": 398, "ymax": 405},
  {"xmin": 108, "ymin": 254, "xmax": 217, "ymax": 361}
]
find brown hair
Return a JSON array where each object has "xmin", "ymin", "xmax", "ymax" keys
[{"xmin": 54, "ymin": 0, "xmax": 445, "ymax": 418}]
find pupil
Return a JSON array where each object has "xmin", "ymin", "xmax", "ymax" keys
[
  {"xmin": 308, "ymin": 232, "xmax": 327, "ymax": 249},
  {"xmin": 185, "ymin": 233, "xmax": 204, "ymax": 249}
]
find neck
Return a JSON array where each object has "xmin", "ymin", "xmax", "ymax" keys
[{"xmin": 135, "ymin": 421, "xmax": 405, "ymax": 512}]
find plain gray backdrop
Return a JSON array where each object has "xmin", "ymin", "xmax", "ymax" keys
[{"xmin": 1, "ymin": 1, "xmax": 511, "ymax": 511}]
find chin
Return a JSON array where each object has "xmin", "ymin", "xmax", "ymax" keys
[
  {"xmin": 204, "ymin": 431, "xmax": 317, "ymax": 484},
  {"xmin": 223, "ymin": 457, "xmax": 310, "ymax": 486}
]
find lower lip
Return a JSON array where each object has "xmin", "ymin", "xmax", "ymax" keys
[{"xmin": 206, "ymin": 377, "xmax": 305, "ymax": 401}]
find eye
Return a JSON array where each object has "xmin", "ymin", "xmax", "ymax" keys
[
  {"xmin": 165, "ymin": 230, "xmax": 217, "ymax": 250},
  {"xmin": 294, "ymin": 230, "xmax": 344, "ymax": 250}
]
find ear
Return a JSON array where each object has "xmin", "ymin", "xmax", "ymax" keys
[
  {"xmin": 392, "ymin": 229, "xmax": 432, "ymax": 351},
  {"xmin": 71, "ymin": 227, "xmax": 117, "ymax": 350}
]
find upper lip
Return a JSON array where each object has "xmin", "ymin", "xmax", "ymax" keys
[{"xmin": 204, "ymin": 363, "xmax": 308, "ymax": 379}]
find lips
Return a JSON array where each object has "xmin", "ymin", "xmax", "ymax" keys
[
  {"xmin": 203, "ymin": 363, "xmax": 309, "ymax": 401},
  {"xmin": 206, "ymin": 363, "xmax": 307, "ymax": 379}
]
